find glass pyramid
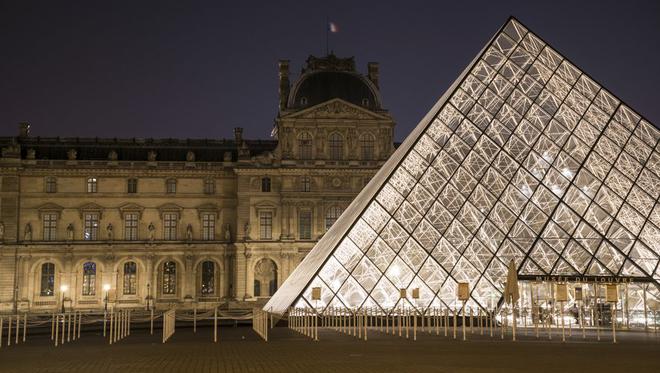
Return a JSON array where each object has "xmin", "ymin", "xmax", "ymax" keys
[{"xmin": 265, "ymin": 17, "xmax": 660, "ymax": 315}]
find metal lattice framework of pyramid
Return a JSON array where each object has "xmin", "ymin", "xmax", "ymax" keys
[{"xmin": 265, "ymin": 17, "xmax": 660, "ymax": 315}]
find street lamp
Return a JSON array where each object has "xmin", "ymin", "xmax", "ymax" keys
[
  {"xmin": 60, "ymin": 284, "xmax": 69, "ymax": 313},
  {"xmin": 146, "ymin": 283, "xmax": 151, "ymax": 311},
  {"xmin": 103, "ymin": 284, "xmax": 111, "ymax": 311}
]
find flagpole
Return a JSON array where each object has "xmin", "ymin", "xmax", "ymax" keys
[{"xmin": 325, "ymin": 17, "xmax": 329, "ymax": 55}]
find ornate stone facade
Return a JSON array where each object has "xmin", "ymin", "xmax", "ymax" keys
[{"xmin": 0, "ymin": 54, "xmax": 395, "ymax": 312}]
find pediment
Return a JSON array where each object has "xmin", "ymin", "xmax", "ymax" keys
[
  {"xmin": 157, "ymin": 203, "xmax": 183, "ymax": 218},
  {"xmin": 118, "ymin": 203, "xmax": 145, "ymax": 218},
  {"xmin": 37, "ymin": 203, "xmax": 64, "ymax": 218},
  {"xmin": 282, "ymin": 98, "xmax": 390, "ymax": 120},
  {"xmin": 78, "ymin": 202, "xmax": 104, "ymax": 219},
  {"xmin": 196, "ymin": 203, "xmax": 220, "ymax": 218}
]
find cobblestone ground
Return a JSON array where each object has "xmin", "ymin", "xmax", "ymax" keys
[{"xmin": 1, "ymin": 324, "xmax": 660, "ymax": 373}]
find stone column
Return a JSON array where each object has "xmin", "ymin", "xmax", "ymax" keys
[
  {"xmin": 244, "ymin": 250, "xmax": 253, "ymax": 299},
  {"xmin": 281, "ymin": 202, "xmax": 289, "ymax": 239},
  {"xmin": 235, "ymin": 244, "xmax": 246, "ymax": 300},
  {"xmin": 145, "ymin": 253, "xmax": 154, "ymax": 306},
  {"xmin": 185, "ymin": 253, "xmax": 195, "ymax": 303},
  {"xmin": 63, "ymin": 253, "xmax": 74, "ymax": 309}
]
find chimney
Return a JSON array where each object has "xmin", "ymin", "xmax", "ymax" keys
[
  {"xmin": 234, "ymin": 127, "xmax": 243, "ymax": 145},
  {"xmin": 278, "ymin": 60, "xmax": 290, "ymax": 111},
  {"xmin": 367, "ymin": 62, "xmax": 379, "ymax": 89},
  {"xmin": 19, "ymin": 122, "xmax": 30, "ymax": 137}
]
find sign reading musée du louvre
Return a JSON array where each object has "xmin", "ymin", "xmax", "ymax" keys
[{"xmin": 264, "ymin": 16, "xmax": 660, "ymax": 315}]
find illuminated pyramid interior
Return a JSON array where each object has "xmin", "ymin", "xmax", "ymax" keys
[{"xmin": 265, "ymin": 17, "xmax": 660, "ymax": 315}]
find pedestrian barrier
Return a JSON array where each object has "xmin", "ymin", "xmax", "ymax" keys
[
  {"xmin": 162, "ymin": 309, "xmax": 175, "ymax": 343},
  {"xmin": 252, "ymin": 308, "xmax": 268, "ymax": 341}
]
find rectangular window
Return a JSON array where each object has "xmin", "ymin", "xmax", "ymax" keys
[
  {"xmin": 83, "ymin": 213, "xmax": 99, "ymax": 240},
  {"xmin": 299, "ymin": 210, "xmax": 312, "ymax": 240},
  {"xmin": 43, "ymin": 213, "xmax": 58, "ymax": 241},
  {"xmin": 164, "ymin": 213, "xmax": 178, "ymax": 240},
  {"xmin": 204, "ymin": 178, "xmax": 215, "ymax": 194},
  {"xmin": 166, "ymin": 179, "xmax": 176, "ymax": 194},
  {"xmin": 45, "ymin": 177, "xmax": 57, "ymax": 193},
  {"xmin": 261, "ymin": 177, "xmax": 271, "ymax": 192},
  {"xmin": 301, "ymin": 176, "xmax": 311, "ymax": 192},
  {"xmin": 202, "ymin": 213, "xmax": 215, "ymax": 240},
  {"xmin": 87, "ymin": 177, "xmax": 98, "ymax": 193},
  {"xmin": 259, "ymin": 211, "xmax": 272, "ymax": 240},
  {"xmin": 124, "ymin": 213, "xmax": 139, "ymax": 240},
  {"xmin": 127, "ymin": 178, "xmax": 138, "ymax": 193}
]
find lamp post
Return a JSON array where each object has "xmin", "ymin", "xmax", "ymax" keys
[
  {"xmin": 146, "ymin": 283, "xmax": 151, "ymax": 311},
  {"xmin": 103, "ymin": 284, "xmax": 111, "ymax": 311},
  {"xmin": 60, "ymin": 284, "xmax": 69, "ymax": 313}
]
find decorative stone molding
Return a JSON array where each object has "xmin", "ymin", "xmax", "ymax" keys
[
  {"xmin": 254, "ymin": 200, "xmax": 278, "ymax": 217},
  {"xmin": 157, "ymin": 203, "xmax": 183, "ymax": 219},
  {"xmin": 195, "ymin": 203, "xmax": 220, "ymax": 219},
  {"xmin": 118, "ymin": 202, "xmax": 145, "ymax": 219},
  {"xmin": 37, "ymin": 202, "xmax": 65, "ymax": 219},
  {"xmin": 78, "ymin": 202, "xmax": 104, "ymax": 219}
]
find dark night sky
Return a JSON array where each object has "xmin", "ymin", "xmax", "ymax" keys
[{"xmin": 1, "ymin": 0, "xmax": 659, "ymax": 142}]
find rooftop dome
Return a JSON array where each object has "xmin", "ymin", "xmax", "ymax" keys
[{"xmin": 285, "ymin": 54, "xmax": 382, "ymax": 111}]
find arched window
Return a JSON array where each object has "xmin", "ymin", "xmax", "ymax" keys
[
  {"xmin": 329, "ymin": 133, "xmax": 343, "ymax": 160},
  {"xmin": 298, "ymin": 132, "xmax": 313, "ymax": 159},
  {"xmin": 360, "ymin": 133, "xmax": 375, "ymax": 160},
  {"xmin": 162, "ymin": 261, "xmax": 176, "ymax": 295},
  {"xmin": 200, "ymin": 261, "xmax": 215, "ymax": 296},
  {"xmin": 325, "ymin": 206, "xmax": 343, "ymax": 230},
  {"xmin": 82, "ymin": 262, "xmax": 96, "ymax": 296},
  {"xmin": 40, "ymin": 263, "xmax": 55, "ymax": 296},
  {"xmin": 254, "ymin": 258, "xmax": 277, "ymax": 297},
  {"xmin": 86, "ymin": 177, "xmax": 98, "ymax": 193},
  {"xmin": 123, "ymin": 262, "xmax": 137, "ymax": 295}
]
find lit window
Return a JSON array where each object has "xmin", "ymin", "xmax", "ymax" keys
[
  {"xmin": 123, "ymin": 262, "xmax": 137, "ymax": 295},
  {"xmin": 162, "ymin": 261, "xmax": 176, "ymax": 295},
  {"xmin": 124, "ymin": 213, "xmax": 139, "ymax": 240},
  {"xmin": 325, "ymin": 206, "xmax": 343, "ymax": 230},
  {"xmin": 86, "ymin": 177, "xmax": 98, "ymax": 193},
  {"xmin": 163, "ymin": 213, "xmax": 178, "ymax": 240},
  {"xmin": 40, "ymin": 263, "xmax": 55, "ymax": 296},
  {"xmin": 45, "ymin": 177, "xmax": 57, "ymax": 193},
  {"xmin": 299, "ymin": 210, "xmax": 312, "ymax": 240},
  {"xmin": 259, "ymin": 211, "xmax": 273, "ymax": 240},
  {"xmin": 301, "ymin": 176, "xmax": 311, "ymax": 192},
  {"xmin": 204, "ymin": 178, "xmax": 215, "ymax": 194},
  {"xmin": 202, "ymin": 213, "xmax": 215, "ymax": 240},
  {"xmin": 83, "ymin": 213, "xmax": 99, "ymax": 240},
  {"xmin": 127, "ymin": 178, "xmax": 138, "ymax": 193},
  {"xmin": 200, "ymin": 261, "xmax": 215, "ymax": 296},
  {"xmin": 329, "ymin": 133, "xmax": 343, "ymax": 160},
  {"xmin": 298, "ymin": 132, "xmax": 313, "ymax": 159},
  {"xmin": 360, "ymin": 133, "xmax": 375, "ymax": 160},
  {"xmin": 82, "ymin": 262, "xmax": 96, "ymax": 296},
  {"xmin": 261, "ymin": 177, "xmax": 271, "ymax": 192},
  {"xmin": 166, "ymin": 179, "xmax": 177, "ymax": 194},
  {"xmin": 42, "ymin": 213, "xmax": 57, "ymax": 241}
]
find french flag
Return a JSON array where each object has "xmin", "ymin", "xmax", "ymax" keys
[{"xmin": 328, "ymin": 22, "xmax": 338, "ymax": 33}]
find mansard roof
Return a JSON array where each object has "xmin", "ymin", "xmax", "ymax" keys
[{"xmin": 0, "ymin": 136, "xmax": 277, "ymax": 162}]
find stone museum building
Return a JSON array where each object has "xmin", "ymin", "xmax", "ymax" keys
[{"xmin": 0, "ymin": 54, "xmax": 396, "ymax": 312}]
